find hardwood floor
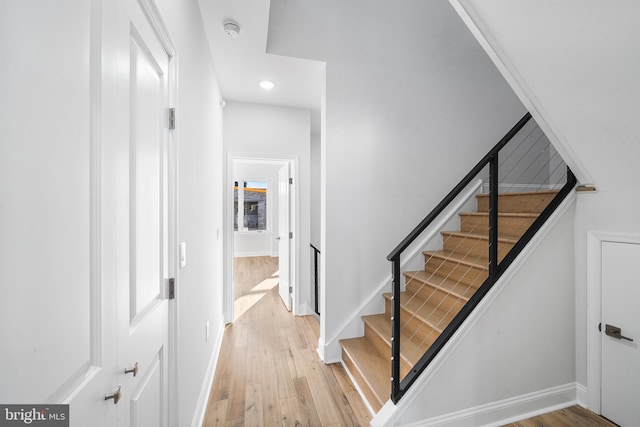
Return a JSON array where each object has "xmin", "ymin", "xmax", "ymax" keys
[
  {"xmin": 202, "ymin": 256, "xmax": 372, "ymax": 427},
  {"xmin": 202, "ymin": 257, "xmax": 609, "ymax": 427},
  {"xmin": 504, "ymin": 405, "xmax": 617, "ymax": 427}
]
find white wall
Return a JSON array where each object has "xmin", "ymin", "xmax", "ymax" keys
[
  {"xmin": 224, "ymin": 102, "xmax": 312, "ymax": 314},
  {"xmin": 154, "ymin": 1, "xmax": 225, "ymax": 425},
  {"xmin": 310, "ymin": 133, "xmax": 322, "ymax": 315},
  {"xmin": 449, "ymin": 0, "xmax": 640, "ymax": 192},
  {"xmin": 310, "ymin": 133, "xmax": 321, "ymax": 249},
  {"xmin": 267, "ymin": 0, "xmax": 527, "ymax": 361},
  {"xmin": 233, "ymin": 161, "xmax": 281, "ymax": 257},
  {"xmin": 449, "ymin": 0, "xmax": 640, "ymax": 407}
]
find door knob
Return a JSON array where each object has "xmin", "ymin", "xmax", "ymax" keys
[
  {"xmin": 605, "ymin": 324, "xmax": 634, "ymax": 342},
  {"xmin": 276, "ymin": 236, "xmax": 281, "ymax": 240},
  {"xmin": 125, "ymin": 362, "xmax": 139, "ymax": 377},
  {"xmin": 105, "ymin": 386, "xmax": 121, "ymax": 404}
]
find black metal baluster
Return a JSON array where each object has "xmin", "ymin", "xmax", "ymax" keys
[
  {"xmin": 391, "ymin": 255, "xmax": 401, "ymax": 403},
  {"xmin": 489, "ymin": 153, "xmax": 499, "ymax": 277},
  {"xmin": 311, "ymin": 244, "xmax": 321, "ymax": 316}
]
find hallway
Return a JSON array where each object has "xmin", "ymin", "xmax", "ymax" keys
[{"xmin": 203, "ymin": 256, "xmax": 371, "ymax": 426}]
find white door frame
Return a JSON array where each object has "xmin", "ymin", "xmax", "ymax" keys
[
  {"xmin": 278, "ymin": 163, "xmax": 292, "ymax": 311},
  {"xmin": 586, "ymin": 231, "xmax": 640, "ymax": 413},
  {"xmin": 224, "ymin": 152, "xmax": 299, "ymax": 323},
  {"xmin": 166, "ymin": 42, "xmax": 179, "ymax": 427},
  {"xmin": 124, "ymin": 1, "xmax": 179, "ymax": 425}
]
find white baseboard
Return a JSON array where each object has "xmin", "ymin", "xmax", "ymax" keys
[
  {"xmin": 575, "ymin": 382, "xmax": 588, "ymax": 409},
  {"xmin": 296, "ymin": 303, "xmax": 313, "ymax": 316},
  {"xmin": 234, "ymin": 251, "xmax": 272, "ymax": 257},
  {"xmin": 398, "ymin": 383, "xmax": 577, "ymax": 427},
  {"xmin": 191, "ymin": 321, "xmax": 226, "ymax": 427}
]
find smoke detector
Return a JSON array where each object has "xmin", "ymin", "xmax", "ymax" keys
[{"xmin": 223, "ymin": 20, "xmax": 241, "ymax": 38}]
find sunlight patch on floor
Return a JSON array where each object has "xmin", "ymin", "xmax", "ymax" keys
[
  {"xmin": 234, "ymin": 276, "xmax": 280, "ymax": 320},
  {"xmin": 253, "ymin": 277, "xmax": 279, "ymax": 292}
]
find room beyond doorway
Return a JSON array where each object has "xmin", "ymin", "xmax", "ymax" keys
[{"xmin": 224, "ymin": 154, "xmax": 300, "ymax": 323}]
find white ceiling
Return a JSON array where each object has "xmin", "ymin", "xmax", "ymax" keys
[{"xmin": 198, "ymin": 0, "xmax": 324, "ymax": 133}]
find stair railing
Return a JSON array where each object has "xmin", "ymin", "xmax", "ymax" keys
[
  {"xmin": 387, "ymin": 112, "xmax": 577, "ymax": 403},
  {"xmin": 310, "ymin": 243, "xmax": 321, "ymax": 315}
]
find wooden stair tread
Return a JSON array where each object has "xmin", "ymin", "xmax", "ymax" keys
[
  {"xmin": 383, "ymin": 292, "xmax": 455, "ymax": 333},
  {"xmin": 404, "ymin": 270, "xmax": 477, "ymax": 298},
  {"xmin": 363, "ymin": 314, "xmax": 432, "ymax": 368},
  {"xmin": 340, "ymin": 337, "xmax": 389, "ymax": 411},
  {"xmin": 422, "ymin": 250, "xmax": 489, "ymax": 270},
  {"xmin": 460, "ymin": 211, "xmax": 538, "ymax": 218},
  {"xmin": 441, "ymin": 230, "xmax": 518, "ymax": 244},
  {"xmin": 458, "ymin": 211, "xmax": 538, "ymax": 240},
  {"xmin": 475, "ymin": 190, "xmax": 559, "ymax": 198},
  {"xmin": 475, "ymin": 191, "xmax": 559, "ymax": 214}
]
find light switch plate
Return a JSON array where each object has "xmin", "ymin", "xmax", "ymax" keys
[{"xmin": 179, "ymin": 242, "xmax": 186, "ymax": 268}]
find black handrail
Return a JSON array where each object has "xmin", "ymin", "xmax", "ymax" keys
[
  {"xmin": 310, "ymin": 243, "xmax": 321, "ymax": 316},
  {"xmin": 388, "ymin": 112, "xmax": 577, "ymax": 403},
  {"xmin": 387, "ymin": 113, "xmax": 532, "ymax": 262}
]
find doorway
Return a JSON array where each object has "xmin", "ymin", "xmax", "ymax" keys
[
  {"xmin": 225, "ymin": 156, "xmax": 297, "ymax": 323},
  {"xmin": 587, "ymin": 232, "xmax": 640, "ymax": 426}
]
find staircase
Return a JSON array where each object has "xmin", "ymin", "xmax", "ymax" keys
[{"xmin": 339, "ymin": 190, "xmax": 559, "ymax": 411}]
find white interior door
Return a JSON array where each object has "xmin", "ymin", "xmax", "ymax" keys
[
  {"xmin": 278, "ymin": 165, "xmax": 291, "ymax": 311},
  {"xmin": 601, "ymin": 241, "xmax": 640, "ymax": 426},
  {"xmin": 116, "ymin": 1, "xmax": 172, "ymax": 425}
]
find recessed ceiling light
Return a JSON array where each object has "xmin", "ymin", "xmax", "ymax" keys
[{"xmin": 259, "ymin": 80, "xmax": 275, "ymax": 90}]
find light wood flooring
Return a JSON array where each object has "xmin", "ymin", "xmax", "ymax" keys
[
  {"xmin": 202, "ymin": 257, "xmax": 614, "ymax": 427},
  {"xmin": 202, "ymin": 256, "xmax": 372, "ymax": 427},
  {"xmin": 503, "ymin": 405, "xmax": 617, "ymax": 427}
]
